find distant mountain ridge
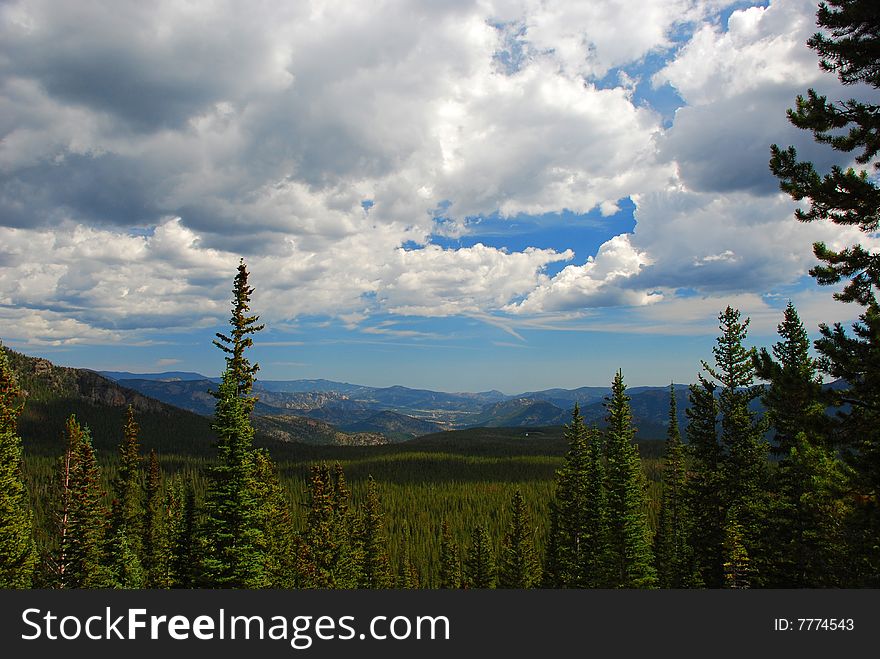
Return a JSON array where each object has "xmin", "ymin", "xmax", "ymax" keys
[{"xmin": 101, "ymin": 370, "xmax": 702, "ymax": 439}]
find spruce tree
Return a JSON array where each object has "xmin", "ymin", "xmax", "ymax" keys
[
  {"xmin": 497, "ymin": 490, "xmax": 540, "ymax": 589},
  {"xmin": 0, "ymin": 345, "xmax": 35, "ymax": 588},
  {"xmin": 63, "ymin": 417, "xmax": 110, "ymax": 588},
  {"xmin": 212, "ymin": 259, "xmax": 265, "ymax": 411},
  {"xmin": 168, "ymin": 475, "xmax": 199, "ymax": 589},
  {"xmin": 107, "ymin": 406, "xmax": 144, "ymax": 588},
  {"xmin": 438, "ymin": 520, "xmax": 462, "ymax": 589},
  {"xmin": 754, "ymin": 302, "xmax": 826, "ymax": 455},
  {"xmin": 756, "ymin": 303, "xmax": 850, "ymax": 586},
  {"xmin": 685, "ymin": 376, "xmax": 724, "ymax": 588},
  {"xmin": 543, "ymin": 405, "xmax": 607, "ymax": 587},
  {"xmin": 464, "ymin": 524, "xmax": 495, "ymax": 589},
  {"xmin": 654, "ymin": 385, "xmax": 693, "ymax": 588},
  {"xmin": 722, "ymin": 507, "xmax": 751, "ymax": 589},
  {"xmin": 603, "ymin": 371, "xmax": 656, "ymax": 588},
  {"xmin": 703, "ymin": 308, "xmax": 770, "ymax": 585},
  {"xmin": 252, "ymin": 449, "xmax": 297, "ymax": 588},
  {"xmin": 141, "ymin": 449, "xmax": 168, "ymax": 587},
  {"xmin": 357, "ymin": 476, "xmax": 393, "ymax": 589},
  {"xmin": 769, "ymin": 1, "xmax": 880, "ymax": 583},
  {"xmin": 396, "ymin": 519, "xmax": 420, "ymax": 589},
  {"xmin": 201, "ymin": 369, "xmax": 265, "ymax": 588},
  {"xmin": 297, "ymin": 463, "xmax": 360, "ymax": 588}
]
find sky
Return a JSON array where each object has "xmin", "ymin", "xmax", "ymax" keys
[{"xmin": 1, "ymin": 0, "xmax": 877, "ymax": 393}]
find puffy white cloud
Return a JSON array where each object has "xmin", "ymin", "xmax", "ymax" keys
[
  {"xmin": 0, "ymin": 0, "xmax": 871, "ymax": 346},
  {"xmin": 506, "ymin": 234, "xmax": 656, "ymax": 313}
]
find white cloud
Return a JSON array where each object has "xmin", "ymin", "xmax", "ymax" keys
[
  {"xmin": 0, "ymin": 0, "xmax": 872, "ymax": 346},
  {"xmin": 506, "ymin": 234, "xmax": 656, "ymax": 313}
]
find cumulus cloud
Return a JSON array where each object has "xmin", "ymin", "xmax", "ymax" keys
[
  {"xmin": 0, "ymin": 0, "xmax": 869, "ymax": 347},
  {"xmin": 506, "ymin": 234, "xmax": 656, "ymax": 313}
]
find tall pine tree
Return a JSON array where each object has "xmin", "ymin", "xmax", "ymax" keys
[
  {"xmin": 357, "ymin": 476, "xmax": 393, "ymax": 589},
  {"xmin": 769, "ymin": 0, "xmax": 880, "ymax": 584},
  {"xmin": 756, "ymin": 303, "xmax": 850, "ymax": 587},
  {"xmin": 107, "ymin": 406, "xmax": 145, "ymax": 588},
  {"xmin": 603, "ymin": 371, "xmax": 656, "ymax": 588},
  {"xmin": 685, "ymin": 375, "xmax": 723, "ymax": 587},
  {"xmin": 464, "ymin": 524, "xmax": 495, "ymax": 589},
  {"xmin": 201, "ymin": 369, "xmax": 265, "ymax": 588},
  {"xmin": 438, "ymin": 520, "xmax": 462, "ymax": 589},
  {"xmin": 543, "ymin": 404, "xmax": 607, "ymax": 587},
  {"xmin": 654, "ymin": 385, "xmax": 693, "ymax": 588},
  {"xmin": 62, "ymin": 417, "xmax": 110, "ymax": 588},
  {"xmin": 0, "ymin": 344, "xmax": 35, "ymax": 588},
  {"xmin": 497, "ymin": 490, "xmax": 540, "ymax": 589}
]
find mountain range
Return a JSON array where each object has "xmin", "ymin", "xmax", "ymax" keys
[{"xmin": 98, "ymin": 369, "xmax": 695, "ymax": 441}]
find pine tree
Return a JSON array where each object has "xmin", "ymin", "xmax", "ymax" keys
[
  {"xmin": 142, "ymin": 449, "xmax": 175, "ymax": 588},
  {"xmin": 63, "ymin": 417, "xmax": 110, "ymax": 588},
  {"xmin": 497, "ymin": 490, "xmax": 540, "ymax": 589},
  {"xmin": 543, "ymin": 404, "xmax": 607, "ymax": 587},
  {"xmin": 0, "ymin": 344, "xmax": 35, "ymax": 588},
  {"xmin": 438, "ymin": 520, "xmax": 462, "ymax": 589},
  {"xmin": 703, "ymin": 308, "xmax": 770, "ymax": 585},
  {"xmin": 685, "ymin": 376, "xmax": 724, "ymax": 588},
  {"xmin": 722, "ymin": 507, "xmax": 750, "ymax": 589},
  {"xmin": 252, "ymin": 449, "xmax": 297, "ymax": 588},
  {"xmin": 654, "ymin": 385, "xmax": 693, "ymax": 588},
  {"xmin": 201, "ymin": 369, "xmax": 265, "ymax": 588},
  {"xmin": 297, "ymin": 463, "xmax": 360, "ymax": 588},
  {"xmin": 396, "ymin": 519, "xmax": 420, "ymax": 589},
  {"xmin": 756, "ymin": 303, "xmax": 850, "ymax": 586},
  {"xmin": 769, "ymin": 2, "xmax": 880, "ymax": 583},
  {"xmin": 212, "ymin": 259, "xmax": 265, "ymax": 411},
  {"xmin": 357, "ymin": 476, "xmax": 393, "ymax": 589},
  {"xmin": 770, "ymin": 0, "xmax": 880, "ymax": 309},
  {"xmin": 464, "ymin": 524, "xmax": 495, "ymax": 589},
  {"xmin": 754, "ymin": 302, "xmax": 826, "ymax": 455},
  {"xmin": 168, "ymin": 474, "xmax": 199, "ymax": 589},
  {"xmin": 603, "ymin": 371, "xmax": 656, "ymax": 588},
  {"xmin": 107, "ymin": 406, "xmax": 144, "ymax": 588}
]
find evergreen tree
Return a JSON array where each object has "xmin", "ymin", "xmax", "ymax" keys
[
  {"xmin": 396, "ymin": 519, "xmax": 420, "ymax": 589},
  {"xmin": 702, "ymin": 307, "xmax": 770, "ymax": 585},
  {"xmin": 438, "ymin": 520, "xmax": 462, "ymax": 589},
  {"xmin": 775, "ymin": 432, "xmax": 852, "ymax": 587},
  {"xmin": 755, "ymin": 302, "xmax": 827, "ymax": 454},
  {"xmin": 603, "ymin": 371, "xmax": 656, "ymax": 588},
  {"xmin": 168, "ymin": 475, "xmax": 199, "ymax": 589},
  {"xmin": 252, "ymin": 449, "xmax": 297, "ymax": 588},
  {"xmin": 704, "ymin": 307, "xmax": 768, "ymax": 505},
  {"xmin": 722, "ymin": 507, "xmax": 750, "ymax": 589},
  {"xmin": 464, "ymin": 524, "xmax": 495, "ymax": 589},
  {"xmin": 63, "ymin": 417, "xmax": 110, "ymax": 588},
  {"xmin": 107, "ymin": 406, "xmax": 144, "ymax": 588},
  {"xmin": 756, "ymin": 303, "xmax": 850, "ymax": 586},
  {"xmin": 543, "ymin": 405, "xmax": 607, "ymax": 587},
  {"xmin": 654, "ymin": 385, "xmax": 693, "ymax": 588},
  {"xmin": 770, "ymin": 0, "xmax": 880, "ymax": 309},
  {"xmin": 497, "ymin": 490, "xmax": 540, "ymax": 589},
  {"xmin": 201, "ymin": 370, "xmax": 265, "ymax": 588},
  {"xmin": 142, "ymin": 450, "xmax": 177, "ymax": 588},
  {"xmin": 212, "ymin": 259, "xmax": 265, "ymax": 411},
  {"xmin": 0, "ymin": 344, "xmax": 35, "ymax": 588},
  {"xmin": 297, "ymin": 463, "xmax": 360, "ymax": 588},
  {"xmin": 684, "ymin": 376, "xmax": 724, "ymax": 588},
  {"xmin": 769, "ymin": 1, "xmax": 880, "ymax": 583},
  {"xmin": 357, "ymin": 476, "xmax": 393, "ymax": 589}
]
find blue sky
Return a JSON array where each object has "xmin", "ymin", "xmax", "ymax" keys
[{"xmin": 0, "ymin": 0, "xmax": 875, "ymax": 393}]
